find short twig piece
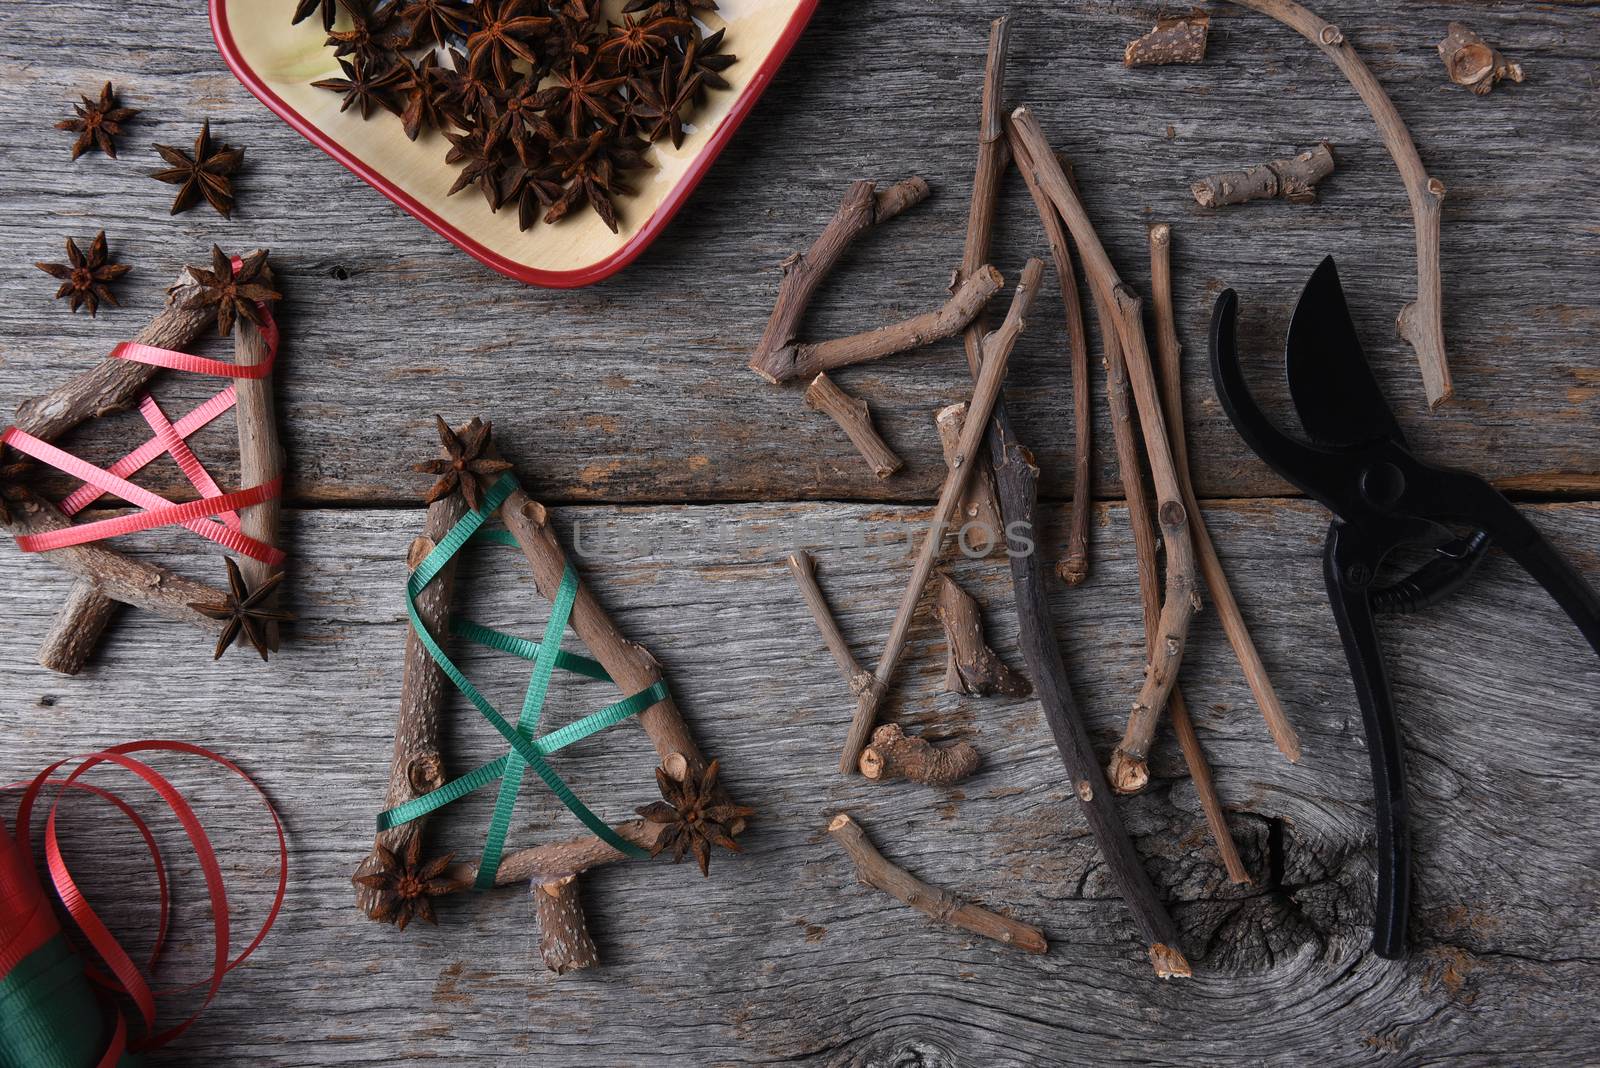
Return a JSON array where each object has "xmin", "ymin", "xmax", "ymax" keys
[
  {"xmin": 749, "ymin": 176, "xmax": 932, "ymax": 383},
  {"xmin": 805, "ymin": 373, "xmax": 903, "ymax": 479},
  {"xmin": 827, "ymin": 813, "xmax": 1046, "ymax": 954},
  {"xmin": 934, "ymin": 570, "xmax": 1029, "ymax": 698},
  {"xmin": 935, "ymin": 403, "xmax": 1003, "ymax": 556},
  {"xmin": 1191, "ymin": 143, "xmax": 1335, "ymax": 208},
  {"xmin": 858, "ymin": 723, "xmax": 981, "ymax": 786},
  {"xmin": 786, "ymin": 550, "xmax": 874, "ymax": 698},
  {"xmin": 1124, "ymin": 13, "xmax": 1210, "ymax": 66},
  {"xmin": 535, "ymin": 875, "xmax": 599, "ymax": 975},
  {"xmin": 1438, "ymin": 22, "xmax": 1523, "ymax": 96},
  {"xmin": 839, "ymin": 260, "xmax": 1045, "ymax": 774}
]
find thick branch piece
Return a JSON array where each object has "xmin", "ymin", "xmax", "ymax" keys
[
  {"xmin": 233, "ymin": 283, "xmax": 286, "ymax": 651},
  {"xmin": 1438, "ymin": 23, "xmax": 1523, "ymax": 96},
  {"xmin": 36, "ymin": 579, "xmax": 121, "ymax": 675},
  {"xmin": 934, "ymin": 570, "xmax": 1029, "ymax": 698},
  {"xmin": 1124, "ymin": 14, "xmax": 1210, "ymax": 67},
  {"xmin": 935, "ymin": 404, "xmax": 1003, "ymax": 556},
  {"xmin": 1150, "ymin": 225, "xmax": 1299, "ymax": 768},
  {"xmin": 749, "ymin": 176, "xmax": 932, "ymax": 383},
  {"xmin": 805, "ymin": 373, "xmax": 903, "ymax": 479},
  {"xmin": 760, "ymin": 267, "xmax": 1003, "ymax": 385},
  {"xmin": 1191, "ymin": 143, "xmax": 1335, "ymax": 208},
  {"xmin": 839, "ymin": 260, "xmax": 1044, "ymax": 774},
  {"xmin": 827, "ymin": 813, "xmax": 1046, "ymax": 954},
  {"xmin": 858, "ymin": 722, "xmax": 980, "ymax": 786},
  {"xmin": 989, "ymin": 435, "xmax": 1189, "ymax": 977},
  {"xmin": 535, "ymin": 875, "xmax": 599, "ymax": 975},
  {"xmin": 1227, "ymin": 0, "xmax": 1452, "ymax": 408}
]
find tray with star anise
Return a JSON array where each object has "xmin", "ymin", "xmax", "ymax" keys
[{"xmin": 210, "ymin": 0, "xmax": 817, "ymax": 287}]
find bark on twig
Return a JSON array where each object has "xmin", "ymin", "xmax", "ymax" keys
[
  {"xmin": 1227, "ymin": 0, "xmax": 1452, "ymax": 408},
  {"xmin": 1150, "ymin": 225, "xmax": 1300, "ymax": 767},
  {"xmin": 36, "ymin": 579, "xmax": 121, "ymax": 675},
  {"xmin": 990, "ymin": 432, "xmax": 1190, "ymax": 977},
  {"xmin": 1438, "ymin": 22, "xmax": 1523, "ymax": 96},
  {"xmin": 749, "ymin": 177, "xmax": 932, "ymax": 383},
  {"xmin": 758, "ymin": 267, "xmax": 1004, "ymax": 385},
  {"xmin": 827, "ymin": 813, "xmax": 1046, "ymax": 953},
  {"xmin": 1191, "ymin": 143, "xmax": 1335, "ymax": 208},
  {"xmin": 805, "ymin": 373, "xmax": 903, "ymax": 480},
  {"xmin": 1124, "ymin": 13, "xmax": 1210, "ymax": 66},
  {"xmin": 858, "ymin": 722, "xmax": 981, "ymax": 787},
  {"xmin": 233, "ymin": 305, "xmax": 286, "ymax": 651},
  {"xmin": 1008, "ymin": 110, "xmax": 1201, "ymax": 795},
  {"xmin": 934, "ymin": 570, "xmax": 1029, "ymax": 698},
  {"xmin": 534, "ymin": 875, "xmax": 599, "ymax": 975},
  {"xmin": 447, "ymin": 819, "xmax": 672, "ymax": 888},
  {"xmin": 786, "ymin": 550, "xmax": 873, "ymax": 697},
  {"xmin": 936, "ymin": 404, "xmax": 1003, "ymax": 557},
  {"xmin": 839, "ymin": 261, "xmax": 1044, "ymax": 774}
]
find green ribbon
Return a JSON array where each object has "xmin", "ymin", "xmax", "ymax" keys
[
  {"xmin": 0, "ymin": 934, "xmax": 135, "ymax": 1068},
  {"xmin": 384, "ymin": 473, "xmax": 656, "ymax": 883}
]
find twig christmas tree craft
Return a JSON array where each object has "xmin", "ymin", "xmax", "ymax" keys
[
  {"xmin": 1, "ymin": 247, "xmax": 290, "ymax": 674},
  {"xmin": 354, "ymin": 417, "xmax": 749, "ymax": 973}
]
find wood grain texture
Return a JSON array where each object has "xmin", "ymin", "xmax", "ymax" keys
[{"xmin": 1, "ymin": 1, "xmax": 1599, "ymax": 1064}]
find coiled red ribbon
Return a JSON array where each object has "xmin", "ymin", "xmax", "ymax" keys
[{"xmin": 1, "ymin": 742, "xmax": 288, "ymax": 1067}]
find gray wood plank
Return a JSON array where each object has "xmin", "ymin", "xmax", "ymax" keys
[
  {"xmin": 0, "ymin": 1, "xmax": 1595, "ymax": 505},
  {"xmin": 3, "ymin": 499, "xmax": 1598, "ymax": 1065}
]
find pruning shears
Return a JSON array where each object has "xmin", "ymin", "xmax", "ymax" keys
[{"xmin": 1208, "ymin": 256, "xmax": 1600, "ymax": 958}]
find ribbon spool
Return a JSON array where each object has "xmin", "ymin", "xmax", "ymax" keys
[{"xmin": 0, "ymin": 743, "xmax": 286, "ymax": 1068}]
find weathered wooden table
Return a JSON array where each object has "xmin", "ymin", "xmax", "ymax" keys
[{"xmin": 3, "ymin": 2, "xmax": 1598, "ymax": 1064}]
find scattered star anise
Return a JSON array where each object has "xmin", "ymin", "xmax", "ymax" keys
[
  {"xmin": 292, "ymin": 0, "xmax": 342, "ymax": 32},
  {"xmin": 183, "ymin": 246, "xmax": 283, "ymax": 338},
  {"xmin": 188, "ymin": 557, "xmax": 296, "ymax": 661},
  {"xmin": 0, "ymin": 450, "xmax": 36, "ymax": 527},
  {"xmin": 56, "ymin": 82, "xmax": 139, "ymax": 160},
  {"xmin": 312, "ymin": 54, "xmax": 406, "ymax": 121},
  {"xmin": 353, "ymin": 835, "xmax": 467, "ymax": 930},
  {"xmin": 414, "ymin": 415, "xmax": 513, "ymax": 512},
  {"xmin": 636, "ymin": 758, "xmax": 753, "ymax": 878},
  {"xmin": 399, "ymin": 0, "xmax": 479, "ymax": 48},
  {"xmin": 466, "ymin": 0, "xmax": 554, "ymax": 85},
  {"xmin": 35, "ymin": 231, "xmax": 131, "ymax": 317},
  {"xmin": 151, "ymin": 120, "xmax": 244, "ymax": 217}
]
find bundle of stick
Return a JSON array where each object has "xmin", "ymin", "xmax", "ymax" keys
[
  {"xmin": 353, "ymin": 418, "xmax": 749, "ymax": 975},
  {"xmin": 1, "ymin": 249, "xmax": 288, "ymax": 674}
]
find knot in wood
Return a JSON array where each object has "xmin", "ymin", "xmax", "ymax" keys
[
  {"xmin": 1076, "ymin": 780, "xmax": 1093, "ymax": 802},
  {"xmin": 1158, "ymin": 499, "xmax": 1186, "ymax": 527},
  {"xmin": 1319, "ymin": 24, "xmax": 1343, "ymax": 46},
  {"xmin": 408, "ymin": 753, "xmax": 446, "ymax": 793},
  {"xmin": 1426, "ymin": 177, "xmax": 1447, "ymax": 200}
]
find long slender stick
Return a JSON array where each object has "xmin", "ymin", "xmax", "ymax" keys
[
  {"xmin": 1150, "ymin": 225, "xmax": 1300, "ymax": 766},
  {"xmin": 827, "ymin": 813, "xmax": 1047, "ymax": 954},
  {"xmin": 233, "ymin": 301, "xmax": 286, "ymax": 650},
  {"xmin": 839, "ymin": 261, "xmax": 1043, "ymax": 773},
  {"xmin": 1227, "ymin": 0, "xmax": 1451, "ymax": 408},
  {"xmin": 786, "ymin": 550, "xmax": 873, "ymax": 697}
]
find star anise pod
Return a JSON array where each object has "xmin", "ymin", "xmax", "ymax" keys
[
  {"xmin": 622, "ymin": 0, "xmax": 717, "ymax": 17},
  {"xmin": 0, "ymin": 450, "xmax": 36, "ymax": 527},
  {"xmin": 388, "ymin": 53, "xmax": 449, "ymax": 140},
  {"xmin": 312, "ymin": 54, "xmax": 406, "ymax": 121},
  {"xmin": 414, "ymin": 415, "xmax": 513, "ymax": 511},
  {"xmin": 292, "ymin": 0, "xmax": 342, "ymax": 32},
  {"xmin": 188, "ymin": 557, "xmax": 296, "ymax": 661},
  {"xmin": 533, "ymin": 57, "xmax": 626, "ymax": 138},
  {"xmin": 151, "ymin": 120, "xmax": 245, "ymax": 217},
  {"xmin": 399, "ymin": 0, "xmax": 478, "ymax": 48},
  {"xmin": 675, "ymin": 26, "xmax": 735, "ymax": 99},
  {"xmin": 183, "ymin": 246, "xmax": 283, "ymax": 338},
  {"xmin": 466, "ymin": 0, "xmax": 554, "ymax": 85},
  {"xmin": 444, "ymin": 126, "xmax": 509, "ymax": 210},
  {"xmin": 488, "ymin": 73, "xmax": 558, "ymax": 159},
  {"xmin": 500, "ymin": 159, "xmax": 566, "ymax": 231},
  {"xmin": 543, "ymin": 0, "xmax": 606, "ymax": 62},
  {"xmin": 35, "ymin": 231, "xmax": 131, "ymax": 317},
  {"xmin": 599, "ymin": 14, "xmax": 693, "ymax": 74},
  {"xmin": 546, "ymin": 128, "xmax": 647, "ymax": 233},
  {"xmin": 56, "ymin": 82, "xmax": 139, "ymax": 160},
  {"xmin": 636, "ymin": 758, "xmax": 753, "ymax": 878},
  {"xmin": 633, "ymin": 66, "xmax": 702, "ymax": 149},
  {"xmin": 437, "ymin": 47, "xmax": 500, "ymax": 122},
  {"xmin": 353, "ymin": 835, "xmax": 467, "ymax": 930},
  {"xmin": 327, "ymin": 1, "xmax": 408, "ymax": 62}
]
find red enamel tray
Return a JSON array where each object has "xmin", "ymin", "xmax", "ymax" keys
[{"xmin": 210, "ymin": 1, "xmax": 818, "ymax": 288}]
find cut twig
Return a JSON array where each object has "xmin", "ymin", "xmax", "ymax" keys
[
  {"xmin": 805, "ymin": 373, "xmax": 903, "ymax": 479},
  {"xmin": 858, "ymin": 723, "xmax": 981, "ymax": 787},
  {"xmin": 839, "ymin": 260, "xmax": 1044, "ymax": 774},
  {"xmin": 827, "ymin": 812, "xmax": 1046, "ymax": 954},
  {"xmin": 1227, "ymin": 0, "xmax": 1452, "ymax": 408},
  {"xmin": 233, "ymin": 298, "xmax": 286, "ymax": 651},
  {"xmin": 936, "ymin": 403, "xmax": 1003, "ymax": 556},
  {"xmin": 1008, "ymin": 109, "xmax": 1200, "ymax": 794},
  {"xmin": 757, "ymin": 267, "xmax": 1003, "ymax": 385},
  {"xmin": 534, "ymin": 875, "xmax": 599, "ymax": 975},
  {"xmin": 989, "ymin": 433, "xmax": 1190, "ymax": 977},
  {"xmin": 1150, "ymin": 224, "xmax": 1300, "ymax": 767},
  {"xmin": 749, "ymin": 177, "xmax": 931, "ymax": 383},
  {"xmin": 1124, "ymin": 13, "xmax": 1210, "ymax": 66},
  {"xmin": 1438, "ymin": 22, "xmax": 1523, "ymax": 96},
  {"xmin": 36, "ymin": 579, "xmax": 122, "ymax": 676},
  {"xmin": 934, "ymin": 570, "xmax": 1029, "ymax": 698},
  {"xmin": 1191, "ymin": 143, "xmax": 1335, "ymax": 208},
  {"xmin": 786, "ymin": 550, "xmax": 873, "ymax": 698}
]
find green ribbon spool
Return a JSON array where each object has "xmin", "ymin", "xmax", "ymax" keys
[
  {"xmin": 0, "ymin": 935, "xmax": 131, "ymax": 1068},
  {"xmin": 382, "ymin": 473, "xmax": 656, "ymax": 887}
]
